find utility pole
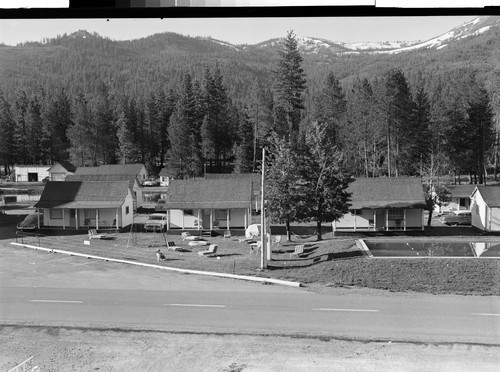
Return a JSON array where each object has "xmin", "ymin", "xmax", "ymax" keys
[{"xmin": 260, "ymin": 147, "xmax": 267, "ymax": 269}]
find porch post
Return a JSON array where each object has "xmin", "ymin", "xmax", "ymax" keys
[
  {"xmin": 226, "ymin": 209, "xmax": 230, "ymax": 230},
  {"xmin": 197, "ymin": 209, "xmax": 201, "ymax": 230},
  {"xmin": 181, "ymin": 210, "xmax": 184, "ymax": 230},
  {"xmin": 244, "ymin": 208, "xmax": 248, "ymax": 229},
  {"xmin": 421, "ymin": 209, "xmax": 424, "ymax": 230},
  {"xmin": 386, "ymin": 209, "xmax": 389, "ymax": 231},
  {"xmin": 373, "ymin": 210, "xmax": 376, "ymax": 231},
  {"xmin": 116, "ymin": 208, "xmax": 119, "ymax": 230},
  {"xmin": 404, "ymin": 209, "xmax": 407, "ymax": 231},
  {"xmin": 167, "ymin": 210, "xmax": 170, "ymax": 230},
  {"xmin": 96, "ymin": 209, "xmax": 99, "ymax": 230},
  {"xmin": 210, "ymin": 210, "xmax": 213, "ymax": 230},
  {"xmin": 75, "ymin": 209, "xmax": 79, "ymax": 230},
  {"xmin": 62, "ymin": 209, "xmax": 66, "ymax": 230}
]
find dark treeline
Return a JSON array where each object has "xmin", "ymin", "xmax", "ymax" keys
[{"xmin": 0, "ymin": 31, "xmax": 498, "ymax": 184}]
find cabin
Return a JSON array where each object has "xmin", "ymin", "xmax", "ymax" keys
[
  {"xmin": 14, "ymin": 165, "xmax": 50, "ymax": 182},
  {"xmin": 34, "ymin": 181, "xmax": 133, "ymax": 230},
  {"xmin": 435, "ymin": 184, "xmax": 475, "ymax": 215},
  {"xmin": 470, "ymin": 186, "xmax": 500, "ymax": 232},
  {"xmin": 158, "ymin": 167, "xmax": 171, "ymax": 187},
  {"xmin": 48, "ymin": 161, "xmax": 76, "ymax": 181},
  {"xmin": 333, "ymin": 177, "xmax": 427, "ymax": 232},
  {"xmin": 159, "ymin": 178, "xmax": 253, "ymax": 232},
  {"xmin": 71, "ymin": 164, "xmax": 148, "ymax": 210}
]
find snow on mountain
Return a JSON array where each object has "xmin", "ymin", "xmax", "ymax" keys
[
  {"xmin": 340, "ymin": 40, "xmax": 421, "ymax": 51},
  {"xmin": 378, "ymin": 16, "xmax": 497, "ymax": 54}
]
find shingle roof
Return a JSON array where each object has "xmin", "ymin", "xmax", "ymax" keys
[
  {"xmin": 35, "ymin": 181, "xmax": 130, "ymax": 209},
  {"xmin": 348, "ymin": 177, "xmax": 427, "ymax": 209},
  {"xmin": 474, "ymin": 186, "xmax": 500, "ymax": 208},
  {"xmin": 162, "ymin": 179, "xmax": 253, "ymax": 209},
  {"xmin": 66, "ymin": 174, "xmax": 138, "ymax": 191},
  {"xmin": 448, "ymin": 184, "xmax": 476, "ymax": 198},
  {"xmin": 75, "ymin": 164, "xmax": 145, "ymax": 176}
]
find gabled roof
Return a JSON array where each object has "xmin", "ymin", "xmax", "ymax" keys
[
  {"xmin": 48, "ymin": 160, "xmax": 76, "ymax": 173},
  {"xmin": 472, "ymin": 186, "xmax": 500, "ymax": 208},
  {"xmin": 447, "ymin": 184, "xmax": 476, "ymax": 198},
  {"xmin": 35, "ymin": 181, "xmax": 130, "ymax": 209},
  {"xmin": 66, "ymin": 174, "xmax": 139, "ymax": 191},
  {"xmin": 348, "ymin": 177, "xmax": 427, "ymax": 210},
  {"xmin": 75, "ymin": 163, "xmax": 145, "ymax": 176},
  {"xmin": 162, "ymin": 179, "xmax": 253, "ymax": 209},
  {"xmin": 204, "ymin": 173, "xmax": 261, "ymax": 193}
]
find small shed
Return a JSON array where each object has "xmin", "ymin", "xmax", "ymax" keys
[
  {"xmin": 160, "ymin": 178, "xmax": 253, "ymax": 231},
  {"xmin": 48, "ymin": 161, "xmax": 76, "ymax": 181},
  {"xmin": 14, "ymin": 165, "xmax": 50, "ymax": 182},
  {"xmin": 436, "ymin": 184, "xmax": 475, "ymax": 215},
  {"xmin": 470, "ymin": 186, "xmax": 500, "ymax": 232},
  {"xmin": 334, "ymin": 177, "xmax": 427, "ymax": 232}
]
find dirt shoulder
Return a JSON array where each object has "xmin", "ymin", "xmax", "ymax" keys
[{"xmin": 2, "ymin": 326, "xmax": 500, "ymax": 372}]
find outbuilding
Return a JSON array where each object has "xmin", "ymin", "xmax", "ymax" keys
[
  {"xmin": 14, "ymin": 165, "xmax": 50, "ymax": 182},
  {"xmin": 470, "ymin": 186, "xmax": 500, "ymax": 232},
  {"xmin": 48, "ymin": 161, "xmax": 76, "ymax": 181},
  {"xmin": 333, "ymin": 177, "xmax": 427, "ymax": 232}
]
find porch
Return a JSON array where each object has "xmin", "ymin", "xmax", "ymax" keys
[{"xmin": 333, "ymin": 208, "xmax": 425, "ymax": 232}]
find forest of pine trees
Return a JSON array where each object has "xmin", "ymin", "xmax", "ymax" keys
[{"xmin": 0, "ymin": 31, "xmax": 497, "ymax": 186}]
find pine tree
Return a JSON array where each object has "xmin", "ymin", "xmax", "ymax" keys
[
  {"xmin": 272, "ymin": 31, "xmax": 307, "ymax": 145},
  {"xmin": 0, "ymin": 89, "xmax": 15, "ymax": 174},
  {"xmin": 13, "ymin": 90, "xmax": 29, "ymax": 164},
  {"xmin": 92, "ymin": 81, "xmax": 117, "ymax": 164},
  {"xmin": 233, "ymin": 108, "xmax": 255, "ymax": 174},
  {"xmin": 67, "ymin": 92, "xmax": 94, "ymax": 166},
  {"xmin": 25, "ymin": 95, "xmax": 44, "ymax": 164},
  {"xmin": 44, "ymin": 87, "xmax": 73, "ymax": 162},
  {"xmin": 312, "ymin": 72, "xmax": 346, "ymax": 146}
]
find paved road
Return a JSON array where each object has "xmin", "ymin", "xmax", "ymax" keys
[{"xmin": 1, "ymin": 243, "xmax": 499, "ymax": 345}]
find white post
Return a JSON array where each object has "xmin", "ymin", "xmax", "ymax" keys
[
  {"xmin": 198, "ymin": 209, "xmax": 201, "ymax": 230},
  {"xmin": 62, "ymin": 209, "xmax": 66, "ymax": 230},
  {"xmin": 386, "ymin": 209, "xmax": 389, "ymax": 231},
  {"xmin": 116, "ymin": 208, "xmax": 119, "ymax": 229},
  {"xmin": 373, "ymin": 210, "xmax": 376, "ymax": 231},
  {"xmin": 37, "ymin": 209, "xmax": 41, "ymax": 229},
  {"xmin": 210, "ymin": 209, "xmax": 213, "ymax": 230},
  {"xmin": 404, "ymin": 209, "xmax": 407, "ymax": 231},
  {"xmin": 244, "ymin": 208, "xmax": 248, "ymax": 229},
  {"xmin": 96, "ymin": 209, "xmax": 99, "ymax": 230},
  {"xmin": 261, "ymin": 147, "xmax": 267, "ymax": 269},
  {"xmin": 226, "ymin": 209, "xmax": 230, "ymax": 231},
  {"xmin": 75, "ymin": 209, "xmax": 79, "ymax": 230},
  {"xmin": 167, "ymin": 210, "xmax": 170, "ymax": 230}
]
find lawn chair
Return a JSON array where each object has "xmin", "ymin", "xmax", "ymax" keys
[
  {"xmin": 166, "ymin": 241, "xmax": 182, "ymax": 251},
  {"xmin": 271, "ymin": 235, "xmax": 282, "ymax": 246},
  {"xmin": 88, "ymin": 229, "xmax": 107, "ymax": 240},
  {"xmin": 181, "ymin": 231, "xmax": 201, "ymax": 241},
  {"xmin": 290, "ymin": 244, "xmax": 305, "ymax": 258},
  {"xmin": 249, "ymin": 241, "xmax": 262, "ymax": 255},
  {"xmin": 198, "ymin": 244, "xmax": 218, "ymax": 257},
  {"xmin": 223, "ymin": 230, "xmax": 232, "ymax": 239}
]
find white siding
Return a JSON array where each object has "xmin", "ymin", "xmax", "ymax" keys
[{"xmin": 471, "ymin": 191, "xmax": 487, "ymax": 231}]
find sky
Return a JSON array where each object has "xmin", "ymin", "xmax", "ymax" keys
[{"xmin": 0, "ymin": 16, "xmax": 481, "ymax": 46}]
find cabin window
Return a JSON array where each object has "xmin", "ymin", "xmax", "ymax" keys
[
  {"xmin": 459, "ymin": 198, "xmax": 467, "ymax": 207},
  {"xmin": 216, "ymin": 209, "xmax": 230, "ymax": 220},
  {"xmin": 350, "ymin": 209, "xmax": 360, "ymax": 215},
  {"xmin": 126, "ymin": 206, "xmax": 129, "ymax": 215},
  {"xmin": 184, "ymin": 209, "xmax": 194, "ymax": 216},
  {"xmin": 50, "ymin": 209, "xmax": 63, "ymax": 219},
  {"xmin": 85, "ymin": 209, "xmax": 97, "ymax": 219},
  {"xmin": 388, "ymin": 209, "xmax": 404, "ymax": 220}
]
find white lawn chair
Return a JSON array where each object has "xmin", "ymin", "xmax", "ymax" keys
[
  {"xmin": 198, "ymin": 244, "xmax": 218, "ymax": 257},
  {"xmin": 88, "ymin": 229, "xmax": 107, "ymax": 239}
]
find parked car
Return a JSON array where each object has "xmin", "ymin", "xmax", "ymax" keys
[
  {"xmin": 440, "ymin": 210, "xmax": 472, "ymax": 226},
  {"xmin": 155, "ymin": 199, "xmax": 167, "ymax": 213},
  {"xmin": 17, "ymin": 212, "xmax": 43, "ymax": 230},
  {"xmin": 143, "ymin": 177, "xmax": 160, "ymax": 187},
  {"xmin": 144, "ymin": 213, "xmax": 168, "ymax": 232}
]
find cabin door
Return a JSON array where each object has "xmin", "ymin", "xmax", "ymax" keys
[{"xmin": 202, "ymin": 210, "xmax": 211, "ymax": 229}]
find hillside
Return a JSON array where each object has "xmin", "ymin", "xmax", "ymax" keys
[{"xmin": 1, "ymin": 16, "xmax": 500, "ymax": 106}]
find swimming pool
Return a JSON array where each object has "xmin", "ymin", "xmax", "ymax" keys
[{"xmin": 361, "ymin": 240, "xmax": 500, "ymax": 258}]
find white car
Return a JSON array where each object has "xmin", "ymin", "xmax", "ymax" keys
[{"xmin": 144, "ymin": 213, "xmax": 168, "ymax": 232}]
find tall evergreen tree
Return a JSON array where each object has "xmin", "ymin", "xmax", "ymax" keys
[
  {"xmin": 272, "ymin": 30, "xmax": 307, "ymax": 145},
  {"xmin": 92, "ymin": 81, "xmax": 117, "ymax": 164},
  {"xmin": 13, "ymin": 90, "xmax": 29, "ymax": 164},
  {"xmin": 25, "ymin": 95, "xmax": 44, "ymax": 164},
  {"xmin": 0, "ymin": 89, "xmax": 15, "ymax": 174},
  {"xmin": 67, "ymin": 92, "xmax": 94, "ymax": 166},
  {"xmin": 44, "ymin": 87, "xmax": 73, "ymax": 162}
]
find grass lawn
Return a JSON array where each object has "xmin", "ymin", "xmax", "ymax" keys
[{"xmin": 12, "ymin": 226, "xmax": 500, "ymax": 296}]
